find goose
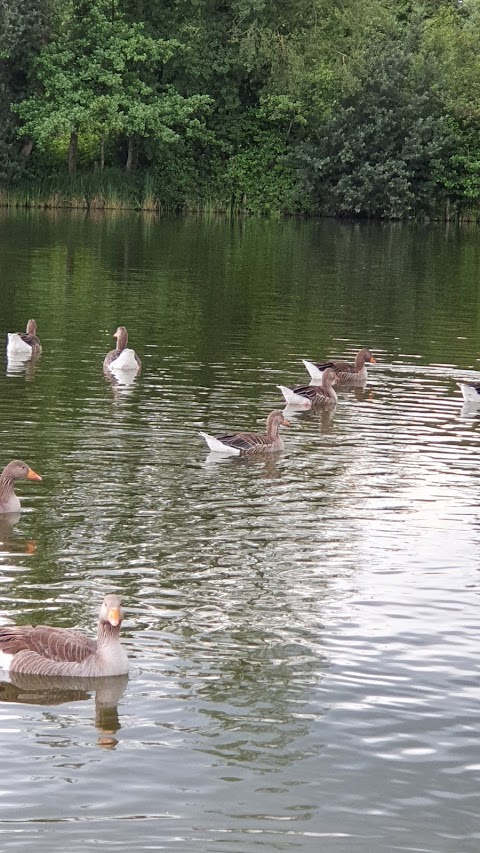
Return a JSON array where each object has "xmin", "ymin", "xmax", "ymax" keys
[
  {"xmin": 0, "ymin": 594, "xmax": 129, "ymax": 677},
  {"xmin": 103, "ymin": 326, "xmax": 141, "ymax": 373},
  {"xmin": 278, "ymin": 366, "xmax": 338, "ymax": 410},
  {"xmin": 7, "ymin": 319, "xmax": 42, "ymax": 359},
  {"xmin": 457, "ymin": 380, "xmax": 480, "ymax": 403},
  {"xmin": 303, "ymin": 348, "xmax": 376, "ymax": 383},
  {"xmin": 199, "ymin": 410, "xmax": 290, "ymax": 456},
  {"xmin": 0, "ymin": 460, "xmax": 42, "ymax": 513}
]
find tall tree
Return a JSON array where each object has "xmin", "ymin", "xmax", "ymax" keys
[{"xmin": 14, "ymin": 0, "xmax": 210, "ymax": 174}]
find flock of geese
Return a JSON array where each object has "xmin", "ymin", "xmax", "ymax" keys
[{"xmin": 0, "ymin": 317, "xmax": 479, "ymax": 681}]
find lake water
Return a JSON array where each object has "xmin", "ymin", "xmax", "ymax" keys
[{"xmin": 0, "ymin": 211, "xmax": 479, "ymax": 851}]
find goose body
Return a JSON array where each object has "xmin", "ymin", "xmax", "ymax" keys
[
  {"xmin": 7, "ymin": 319, "xmax": 42, "ymax": 359},
  {"xmin": 200, "ymin": 410, "xmax": 289, "ymax": 456},
  {"xmin": 303, "ymin": 348, "xmax": 375, "ymax": 383},
  {"xmin": 278, "ymin": 367, "xmax": 338, "ymax": 410},
  {"xmin": 0, "ymin": 460, "xmax": 42, "ymax": 514},
  {"xmin": 103, "ymin": 326, "xmax": 141, "ymax": 374},
  {"xmin": 0, "ymin": 594, "xmax": 129, "ymax": 677},
  {"xmin": 457, "ymin": 381, "xmax": 480, "ymax": 403}
]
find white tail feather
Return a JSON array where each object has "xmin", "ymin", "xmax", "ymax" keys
[
  {"xmin": 7, "ymin": 333, "xmax": 32, "ymax": 359},
  {"xmin": 109, "ymin": 348, "xmax": 139, "ymax": 371},
  {"xmin": 199, "ymin": 432, "xmax": 241, "ymax": 455},
  {"xmin": 457, "ymin": 382, "xmax": 480, "ymax": 403},
  {"xmin": 277, "ymin": 385, "xmax": 311, "ymax": 409},
  {"xmin": 302, "ymin": 359, "xmax": 324, "ymax": 381}
]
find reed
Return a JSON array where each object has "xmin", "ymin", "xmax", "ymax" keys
[{"xmin": 0, "ymin": 171, "xmax": 284, "ymax": 215}]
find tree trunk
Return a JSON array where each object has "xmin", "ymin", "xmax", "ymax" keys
[
  {"xmin": 68, "ymin": 131, "xmax": 78, "ymax": 176},
  {"xmin": 125, "ymin": 135, "xmax": 134, "ymax": 172},
  {"xmin": 99, "ymin": 136, "xmax": 105, "ymax": 171}
]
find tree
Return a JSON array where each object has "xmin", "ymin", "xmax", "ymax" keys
[
  {"xmin": 14, "ymin": 0, "xmax": 211, "ymax": 174},
  {"xmin": 296, "ymin": 25, "xmax": 454, "ymax": 218}
]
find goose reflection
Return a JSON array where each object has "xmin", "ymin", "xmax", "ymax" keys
[
  {"xmin": 0, "ymin": 672, "xmax": 128, "ymax": 748},
  {"xmin": 0, "ymin": 512, "xmax": 36, "ymax": 555},
  {"xmin": 6, "ymin": 355, "xmax": 41, "ymax": 380},
  {"xmin": 203, "ymin": 451, "xmax": 285, "ymax": 479},
  {"xmin": 105, "ymin": 365, "xmax": 140, "ymax": 397}
]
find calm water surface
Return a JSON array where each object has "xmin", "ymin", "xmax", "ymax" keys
[{"xmin": 0, "ymin": 213, "xmax": 479, "ymax": 851}]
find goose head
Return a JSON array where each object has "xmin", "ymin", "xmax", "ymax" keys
[
  {"xmin": 26, "ymin": 319, "xmax": 37, "ymax": 335},
  {"xmin": 99, "ymin": 594, "xmax": 124, "ymax": 628},
  {"xmin": 357, "ymin": 349, "xmax": 376, "ymax": 367},
  {"xmin": 322, "ymin": 367, "xmax": 338, "ymax": 388},
  {"xmin": 113, "ymin": 326, "xmax": 128, "ymax": 352},
  {"xmin": 266, "ymin": 410, "xmax": 290, "ymax": 438},
  {"xmin": 1, "ymin": 460, "xmax": 42, "ymax": 484}
]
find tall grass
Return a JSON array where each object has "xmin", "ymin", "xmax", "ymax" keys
[{"xmin": 0, "ymin": 169, "xmax": 297, "ymax": 216}]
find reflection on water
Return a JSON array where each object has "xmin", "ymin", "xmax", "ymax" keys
[
  {"xmin": 0, "ymin": 512, "xmax": 37, "ymax": 556},
  {"xmin": 0, "ymin": 673, "xmax": 127, "ymax": 748},
  {"xmin": 0, "ymin": 216, "xmax": 480, "ymax": 850},
  {"xmin": 6, "ymin": 355, "xmax": 41, "ymax": 379}
]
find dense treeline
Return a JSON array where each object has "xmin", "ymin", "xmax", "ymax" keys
[{"xmin": 0, "ymin": 0, "xmax": 479, "ymax": 218}]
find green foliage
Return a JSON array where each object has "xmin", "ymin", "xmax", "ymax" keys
[
  {"xmin": 296, "ymin": 27, "xmax": 455, "ymax": 218},
  {"xmin": 13, "ymin": 0, "xmax": 212, "ymax": 171},
  {"xmin": 2, "ymin": 0, "xmax": 480, "ymax": 216}
]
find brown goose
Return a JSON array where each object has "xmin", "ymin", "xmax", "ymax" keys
[
  {"xmin": 0, "ymin": 460, "xmax": 42, "ymax": 514},
  {"xmin": 199, "ymin": 410, "xmax": 290, "ymax": 456},
  {"xmin": 303, "ymin": 348, "xmax": 376, "ymax": 383},
  {"xmin": 278, "ymin": 366, "xmax": 338, "ymax": 410},
  {"xmin": 0, "ymin": 594, "xmax": 129, "ymax": 677},
  {"xmin": 7, "ymin": 319, "xmax": 42, "ymax": 359},
  {"xmin": 103, "ymin": 326, "xmax": 141, "ymax": 373}
]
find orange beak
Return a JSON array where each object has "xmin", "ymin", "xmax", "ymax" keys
[
  {"xmin": 282, "ymin": 418, "xmax": 291, "ymax": 427},
  {"xmin": 107, "ymin": 607, "xmax": 121, "ymax": 626},
  {"xmin": 369, "ymin": 357, "xmax": 376, "ymax": 363},
  {"xmin": 27, "ymin": 468, "xmax": 42, "ymax": 482}
]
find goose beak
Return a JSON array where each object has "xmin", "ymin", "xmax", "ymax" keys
[
  {"xmin": 369, "ymin": 357, "xmax": 376, "ymax": 363},
  {"xmin": 282, "ymin": 418, "xmax": 291, "ymax": 427},
  {"xmin": 107, "ymin": 607, "xmax": 122, "ymax": 626},
  {"xmin": 27, "ymin": 468, "xmax": 42, "ymax": 481}
]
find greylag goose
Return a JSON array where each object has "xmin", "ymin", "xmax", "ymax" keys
[
  {"xmin": 103, "ymin": 326, "xmax": 141, "ymax": 373},
  {"xmin": 0, "ymin": 460, "xmax": 42, "ymax": 513},
  {"xmin": 457, "ymin": 380, "xmax": 480, "ymax": 403},
  {"xmin": 0, "ymin": 594, "xmax": 129, "ymax": 677},
  {"xmin": 303, "ymin": 348, "xmax": 376, "ymax": 383},
  {"xmin": 7, "ymin": 319, "xmax": 42, "ymax": 359},
  {"xmin": 278, "ymin": 367, "xmax": 338, "ymax": 410},
  {"xmin": 200, "ymin": 410, "xmax": 290, "ymax": 456}
]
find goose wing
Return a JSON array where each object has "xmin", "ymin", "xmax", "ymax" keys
[
  {"xmin": 215, "ymin": 431, "xmax": 269, "ymax": 452},
  {"xmin": 315, "ymin": 359, "xmax": 354, "ymax": 372},
  {"xmin": 0, "ymin": 625, "xmax": 96, "ymax": 663},
  {"xmin": 292, "ymin": 384, "xmax": 327, "ymax": 401}
]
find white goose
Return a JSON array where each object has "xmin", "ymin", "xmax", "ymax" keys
[
  {"xmin": 103, "ymin": 326, "xmax": 141, "ymax": 374},
  {"xmin": 0, "ymin": 594, "xmax": 129, "ymax": 677},
  {"xmin": 7, "ymin": 319, "xmax": 42, "ymax": 360}
]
